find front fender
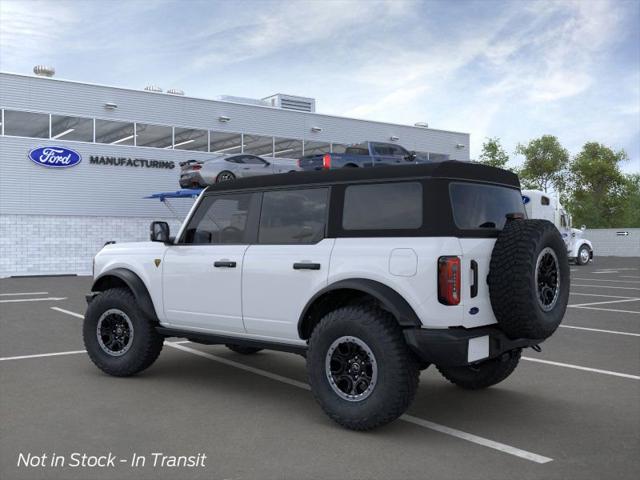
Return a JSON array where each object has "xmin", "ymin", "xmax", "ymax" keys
[{"xmin": 91, "ymin": 268, "xmax": 158, "ymax": 321}]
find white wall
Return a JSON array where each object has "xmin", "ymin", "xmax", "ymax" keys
[
  {"xmin": 0, "ymin": 214, "xmax": 183, "ymax": 277},
  {"xmin": 584, "ymin": 228, "xmax": 640, "ymax": 257}
]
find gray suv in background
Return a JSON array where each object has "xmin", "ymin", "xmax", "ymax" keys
[{"xmin": 180, "ymin": 154, "xmax": 299, "ymax": 188}]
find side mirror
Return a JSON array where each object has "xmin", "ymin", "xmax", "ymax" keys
[
  {"xmin": 405, "ymin": 151, "xmax": 417, "ymax": 161},
  {"xmin": 150, "ymin": 221, "xmax": 170, "ymax": 243},
  {"xmin": 581, "ymin": 225, "xmax": 586, "ymax": 231}
]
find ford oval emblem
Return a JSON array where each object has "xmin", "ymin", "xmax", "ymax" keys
[
  {"xmin": 469, "ymin": 307, "xmax": 479, "ymax": 315},
  {"xmin": 522, "ymin": 195, "xmax": 530, "ymax": 205},
  {"xmin": 28, "ymin": 146, "xmax": 82, "ymax": 168}
]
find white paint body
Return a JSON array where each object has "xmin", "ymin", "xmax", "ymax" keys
[
  {"xmin": 522, "ymin": 190, "xmax": 594, "ymax": 261},
  {"xmin": 93, "ymin": 235, "xmax": 498, "ymax": 346}
]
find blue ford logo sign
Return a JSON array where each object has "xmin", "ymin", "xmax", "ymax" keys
[
  {"xmin": 28, "ymin": 146, "xmax": 82, "ymax": 168},
  {"xmin": 522, "ymin": 195, "xmax": 530, "ymax": 205}
]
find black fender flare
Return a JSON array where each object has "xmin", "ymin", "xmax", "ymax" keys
[
  {"xmin": 91, "ymin": 268, "xmax": 158, "ymax": 320},
  {"xmin": 297, "ymin": 278, "xmax": 422, "ymax": 339}
]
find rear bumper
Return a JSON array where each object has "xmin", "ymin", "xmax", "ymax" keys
[
  {"xmin": 403, "ymin": 326, "xmax": 541, "ymax": 367},
  {"xmin": 179, "ymin": 172, "xmax": 205, "ymax": 188}
]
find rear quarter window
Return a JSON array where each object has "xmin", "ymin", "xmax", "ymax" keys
[
  {"xmin": 449, "ymin": 182, "xmax": 525, "ymax": 230},
  {"xmin": 343, "ymin": 182, "xmax": 422, "ymax": 230}
]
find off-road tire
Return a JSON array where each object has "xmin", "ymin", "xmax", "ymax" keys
[
  {"xmin": 436, "ymin": 349, "xmax": 521, "ymax": 390},
  {"xmin": 216, "ymin": 171, "xmax": 235, "ymax": 183},
  {"xmin": 307, "ymin": 304, "xmax": 419, "ymax": 431},
  {"xmin": 225, "ymin": 344, "xmax": 263, "ymax": 355},
  {"xmin": 488, "ymin": 219, "xmax": 569, "ymax": 340},
  {"xmin": 576, "ymin": 244, "xmax": 590, "ymax": 266},
  {"xmin": 83, "ymin": 288, "xmax": 164, "ymax": 376}
]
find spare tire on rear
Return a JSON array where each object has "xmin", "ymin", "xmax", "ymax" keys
[{"xmin": 488, "ymin": 219, "xmax": 569, "ymax": 340}]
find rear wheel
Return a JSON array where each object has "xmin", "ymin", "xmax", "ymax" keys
[
  {"xmin": 576, "ymin": 244, "xmax": 590, "ymax": 266},
  {"xmin": 216, "ymin": 171, "xmax": 235, "ymax": 183},
  {"xmin": 225, "ymin": 344, "xmax": 263, "ymax": 355},
  {"xmin": 83, "ymin": 288, "xmax": 164, "ymax": 376},
  {"xmin": 307, "ymin": 304, "xmax": 419, "ymax": 431},
  {"xmin": 437, "ymin": 349, "xmax": 521, "ymax": 389}
]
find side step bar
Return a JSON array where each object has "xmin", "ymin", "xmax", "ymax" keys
[{"xmin": 156, "ymin": 327, "xmax": 308, "ymax": 355}]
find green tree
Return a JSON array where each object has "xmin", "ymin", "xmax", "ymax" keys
[
  {"xmin": 478, "ymin": 137, "xmax": 510, "ymax": 169},
  {"xmin": 515, "ymin": 135, "xmax": 569, "ymax": 192},
  {"xmin": 567, "ymin": 142, "xmax": 629, "ymax": 228},
  {"xmin": 618, "ymin": 173, "xmax": 640, "ymax": 228}
]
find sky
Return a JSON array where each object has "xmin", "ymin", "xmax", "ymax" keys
[{"xmin": 1, "ymin": 0, "xmax": 638, "ymax": 172}]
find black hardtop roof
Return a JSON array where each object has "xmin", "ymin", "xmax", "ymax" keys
[{"xmin": 203, "ymin": 161, "xmax": 520, "ymax": 194}]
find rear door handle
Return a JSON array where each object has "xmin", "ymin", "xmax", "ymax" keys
[
  {"xmin": 293, "ymin": 262, "xmax": 321, "ymax": 270},
  {"xmin": 214, "ymin": 260, "xmax": 236, "ymax": 268},
  {"xmin": 470, "ymin": 260, "xmax": 478, "ymax": 298}
]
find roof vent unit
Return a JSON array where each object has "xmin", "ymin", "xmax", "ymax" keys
[
  {"xmin": 33, "ymin": 65, "xmax": 55, "ymax": 77},
  {"xmin": 217, "ymin": 95, "xmax": 270, "ymax": 107},
  {"xmin": 144, "ymin": 85, "xmax": 163, "ymax": 93},
  {"xmin": 167, "ymin": 88, "xmax": 184, "ymax": 96},
  {"xmin": 262, "ymin": 94, "xmax": 316, "ymax": 113}
]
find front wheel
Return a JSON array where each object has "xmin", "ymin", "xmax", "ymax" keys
[
  {"xmin": 83, "ymin": 288, "xmax": 164, "ymax": 377},
  {"xmin": 307, "ymin": 305, "xmax": 419, "ymax": 431},
  {"xmin": 436, "ymin": 349, "xmax": 521, "ymax": 389},
  {"xmin": 576, "ymin": 245, "xmax": 590, "ymax": 266}
]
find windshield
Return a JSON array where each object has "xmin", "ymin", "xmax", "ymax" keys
[{"xmin": 449, "ymin": 182, "xmax": 525, "ymax": 230}]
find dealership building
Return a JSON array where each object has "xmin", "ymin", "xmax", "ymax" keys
[{"xmin": 0, "ymin": 69, "xmax": 470, "ymax": 277}]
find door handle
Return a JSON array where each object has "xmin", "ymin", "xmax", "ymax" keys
[
  {"xmin": 214, "ymin": 260, "xmax": 236, "ymax": 268},
  {"xmin": 293, "ymin": 262, "xmax": 321, "ymax": 270},
  {"xmin": 470, "ymin": 260, "xmax": 478, "ymax": 298}
]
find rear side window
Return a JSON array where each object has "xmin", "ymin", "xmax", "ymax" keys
[
  {"xmin": 182, "ymin": 193, "xmax": 256, "ymax": 244},
  {"xmin": 343, "ymin": 182, "xmax": 422, "ymax": 230},
  {"xmin": 449, "ymin": 182, "xmax": 525, "ymax": 230},
  {"xmin": 259, "ymin": 188, "xmax": 329, "ymax": 244}
]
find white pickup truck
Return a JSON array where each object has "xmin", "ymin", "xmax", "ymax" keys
[{"xmin": 522, "ymin": 190, "xmax": 594, "ymax": 266}]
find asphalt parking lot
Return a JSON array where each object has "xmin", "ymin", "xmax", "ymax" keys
[{"xmin": 1, "ymin": 257, "xmax": 639, "ymax": 480}]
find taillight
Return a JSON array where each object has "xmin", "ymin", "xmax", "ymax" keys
[
  {"xmin": 192, "ymin": 164, "xmax": 202, "ymax": 170},
  {"xmin": 438, "ymin": 256, "xmax": 461, "ymax": 305},
  {"xmin": 297, "ymin": 158, "xmax": 301, "ymax": 168},
  {"xmin": 322, "ymin": 153, "xmax": 331, "ymax": 169}
]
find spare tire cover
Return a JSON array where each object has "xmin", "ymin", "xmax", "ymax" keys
[{"xmin": 488, "ymin": 219, "xmax": 569, "ymax": 340}]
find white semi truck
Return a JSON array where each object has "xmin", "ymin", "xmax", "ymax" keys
[{"xmin": 522, "ymin": 190, "xmax": 593, "ymax": 265}]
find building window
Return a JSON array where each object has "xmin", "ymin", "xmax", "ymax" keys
[
  {"xmin": 95, "ymin": 119, "xmax": 135, "ymax": 145},
  {"xmin": 210, "ymin": 131, "xmax": 243, "ymax": 154},
  {"xmin": 51, "ymin": 115, "xmax": 93, "ymax": 142},
  {"xmin": 174, "ymin": 127, "xmax": 208, "ymax": 151},
  {"xmin": 3, "ymin": 110, "xmax": 49, "ymax": 138},
  {"xmin": 258, "ymin": 188, "xmax": 329, "ymax": 244},
  {"xmin": 304, "ymin": 140, "xmax": 331, "ymax": 156},
  {"xmin": 135, "ymin": 123, "xmax": 173, "ymax": 149},
  {"xmin": 244, "ymin": 134, "xmax": 274, "ymax": 157},
  {"xmin": 273, "ymin": 137, "xmax": 303, "ymax": 158},
  {"xmin": 343, "ymin": 182, "xmax": 422, "ymax": 230}
]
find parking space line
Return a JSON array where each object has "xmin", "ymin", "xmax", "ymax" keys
[
  {"xmin": 522, "ymin": 357, "xmax": 640, "ymax": 380},
  {"xmin": 559, "ymin": 325, "xmax": 640, "ymax": 337},
  {"xmin": 569, "ymin": 298, "xmax": 640, "ymax": 308},
  {"xmin": 569, "ymin": 305, "xmax": 640, "ymax": 315},
  {"xmin": 620, "ymin": 276, "xmax": 640, "ymax": 279},
  {"xmin": 0, "ymin": 297, "xmax": 67, "ymax": 303},
  {"xmin": 51, "ymin": 307, "xmax": 85, "ymax": 318},
  {"xmin": 166, "ymin": 343, "xmax": 552, "ymax": 464},
  {"xmin": 570, "ymin": 292, "xmax": 638, "ymax": 299},
  {"xmin": 573, "ymin": 278, "xmax": 640, "ymax": 284},
  {"xmin": 572, "ymin": 284, "xmax": 640, "ymax": 291},
  {"xmin": 400, "ymin": 415, "xmax": 552, "ymax": 464},
  {"xmin": 0, "ymin": 350, "xmax": 86, "ymax": 362},
  {"xmin": 0, "ymin": 291, "xmax": 49, "ymax": 296}
]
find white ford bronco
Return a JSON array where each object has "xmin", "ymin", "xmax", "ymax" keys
[{"xmin": 84, "ymin": 162, "xmax": 569, "ymax": 430}]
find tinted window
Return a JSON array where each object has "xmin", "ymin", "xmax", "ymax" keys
[
  {"xmin": 51, "ymin": 115, "xmax": 93, "ymax": 142},
  {"xmin": 174, "ymin": 127, "xmax": 208, "ymax": 151},
  {"xmin": 541, "ymin": 196, "xmax": 550, "ymax": 205},
  {"xmin": 259, "ymin": 188, "xmax": 328, "ymax": 244},
  {"xmin": 343, "ymin": 182, "xmax": 422, "ymax": 230},
  {"xmin": 4, "ymin": 110, "xmax": 49, "ymax": 138},
  {"xmin": 136, "ymin": 123, "xmax": 173, "ymax": 148},
  {"xmin": 95, "ymin": 119, "xmax": 135, "ymax": 145},
  {"xmin": 182, "ymin": 193, "xmax": 256, "ymax": 244},
  {"xmin": 242, "ymin": 155, "xmax": 266, "ymax": 165},
  {"xmin": 450, "ymin": 182, "xmax": 525, "ymax": 230}
]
